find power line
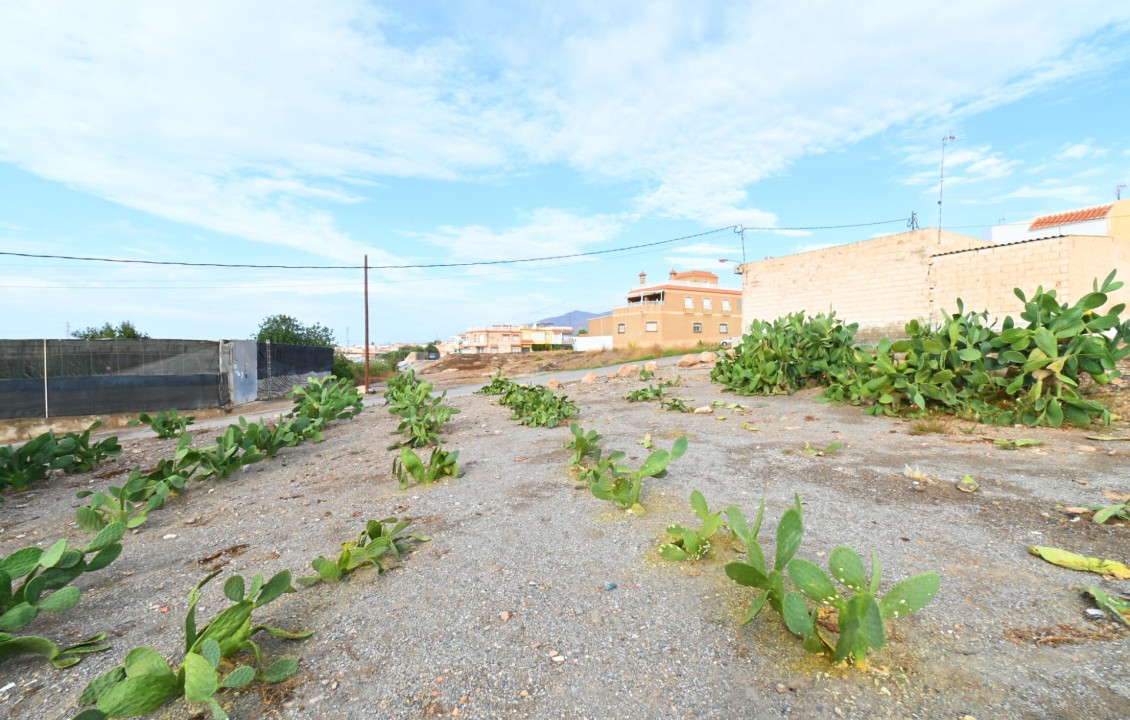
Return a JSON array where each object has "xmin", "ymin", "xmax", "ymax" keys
[{"xmin": 0, "ymin": 217, "xmax": 911, "ymax": 270}]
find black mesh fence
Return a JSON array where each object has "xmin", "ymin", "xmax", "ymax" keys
[
  {"xmin": 256, "ymin": 342, "xmax": 333, "ymax": 398},
  {"xmin": 0, "ymin": 340, "xmax": 222, "ymax": 419},
  {"xmin": 0, "ymin": 340, "xmax": 334, "ymax": 418}
]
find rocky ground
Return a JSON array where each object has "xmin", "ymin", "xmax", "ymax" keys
[{"xmin": 2, "ymin": 361, "xmax": 1129, "ymax": 719}]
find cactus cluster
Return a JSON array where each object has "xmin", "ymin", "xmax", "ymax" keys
[
  {"xmin": 625, "ymin": 385, "xmax": 664, "ymax": 403},
  {"xmin": 289, "ymin": 375, "xmax": 364, "ymax": 422},
  {"xmin": 570, "ymin": 430, "xmax": 688, "ymax": 512},
  {"xmin": 1, "ymin": 422, "xmax": 121, "ymax": 499},
  {"xmin": 74, "ymin": 381, "xmax": 353, "ymax": 534},
  {"xmin": 384, "ymin": 369, "xmax": 460, "ymax": 447},
  {"xmin": 564, "ymin": 423, "xmax": 603, "ymax": 467},
  {"xmin": 297, "ymin": 517, "xmax": 428, "ymax": 586},
  {"xmin": 718, "ymin": 273, "xmax": 1129, "ymax": 428},
  {"xmin": 0, "ymin": 522, "xmax": 125, "ymax": 668},
  {"xmin": 75, "ymin": 569, "xmax": 311, "ymax": 720},
  {"xmin": 659, "ymin": 491, "xmax": 722, "ymax": 562},
  {"xmin": 723, "ymin": 495, "xmax": 939, "ymax": 665},
  {"xmin": 128, "ymin": 408, "xmax": 194, "ymax": 438},
  {"xmin": 392, "ymin": 446, "xmax": 460, "ymax": 489}
]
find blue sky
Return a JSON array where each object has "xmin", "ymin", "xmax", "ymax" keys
[{"xmin": 1, "ymin": 1, "xmax": 1129, "ymax": 344}]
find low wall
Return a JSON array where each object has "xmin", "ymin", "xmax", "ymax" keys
[
  {"xmin": 740, "ymin": 230, "xmax": 984, "ymax": 340},
  {"xmin": 574, "ymin": 335, "xmax": 613, "ymax": 351},
  {"xmin": 739, "ymin": 229, "xmax": 1130, "ymax": 341}
]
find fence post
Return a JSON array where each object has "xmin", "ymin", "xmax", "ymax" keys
[
  {"xmin": 266, "ymin": 340, "xmax": 272, "ymax": 399},
  {"xmin": 42, "ymin": 339, "xmax": 49, "ymax": 418}
]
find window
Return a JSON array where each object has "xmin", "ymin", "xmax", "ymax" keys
[
  {"xmin": 722, "ymin": 299, "xmax": 731, "ymax": 311},
  {"xmin": 703, "ymin": 298, "xmax": 712, "ymax": 310},
  {"xmin": 617, "ymin": 323, "xmax": 626, "ymax": 334},
  {"xmin": 684, "ymin": 296, "xmax": 694, "ymax": 309},
  {"xmin": 645, "ymin": 321, "xmax": 658, "ymax": 332},
  {"xmin": 692, "ymin": 322, "xmax": 702, "ymax": 333},
  {"xmin": 719, "ymin": 323, "xmax": 729, "ymax": 334}
]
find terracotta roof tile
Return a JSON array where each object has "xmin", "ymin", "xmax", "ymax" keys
[{"xmin": 1029, "ymin": 204, "xmax": 1112, "ymax": 231}]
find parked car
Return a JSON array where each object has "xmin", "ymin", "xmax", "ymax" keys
[{"xmin": 719, "ymin": 336, "xmax": 742, "ymax": 347}]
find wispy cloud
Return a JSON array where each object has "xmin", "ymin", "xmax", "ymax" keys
[
  {"xmin": 1055, "ymin": 140, "xmax": 1109, "ymax": 160},
  {"xmin": 2, "ymin": 0, "xmax": 1128, "ymax": 265},
  {"xmin": 1001, "ymin": 183, "xmax": 1098, "ymax": 205},
  {"xmin": 407, "ymin": 208, "xmax": 625, "ymax": 263},
  {"xmin": 900, "ymin": 145, "xmax": 1021, "ymax": 189}
]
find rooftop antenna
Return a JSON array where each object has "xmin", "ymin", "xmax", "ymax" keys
[{"xmin": 937, "ymin": 133, "xmax": 958, "ymax": 244}]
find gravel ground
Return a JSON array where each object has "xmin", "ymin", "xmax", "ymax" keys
[{"xmin": 2, "ymin": 364, "xmax": 1129, "ymax": 720}]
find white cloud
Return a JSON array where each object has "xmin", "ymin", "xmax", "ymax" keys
[
  {"xmin": 1055, "ymin": 140, "xmax": 1109, "ymax": 160},
  {"xmin": 1002, "ymin": 184, "xmax": 1097, "ymax": 204},
  {"xmin": 900, "ymin": 145, "xmax": 1020, "ymax": 189},
  {"xmin": 0, "ymin": 0, "xmax": 1128, "ymax": 266},
  {"xmin": 407, "ymin": 208, "xmax": 625, "ymax": 263}
]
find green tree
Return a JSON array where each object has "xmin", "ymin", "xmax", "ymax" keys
[
  {"xmin": 254, "ymin": 314, "xmax": 336, "ymax": 347},
  {"xmin": 72, "ymin": 320, "xmax": 150, "ymax": 340}
]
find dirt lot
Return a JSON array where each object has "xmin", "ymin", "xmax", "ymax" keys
[
  {"xmin": 2, "ymin": 363, "xmax": 1129, "ymax": 719},
  {"xmin": 420, "ymin": 347, "xmax": 702, "ymax": 385}
]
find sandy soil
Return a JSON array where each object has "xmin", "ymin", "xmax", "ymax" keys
[
  {"xmin": 419, "ymin": 347, "xmax": 706, "ymax": 385},
  {"xmin": 2, "ymin": 364, "xmax": 1129, "ymax": 719}
]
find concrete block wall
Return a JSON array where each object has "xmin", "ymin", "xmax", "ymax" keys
[
  {"xmin": 740, "ymin": 229, "xmax": 984, "ymax": 340},
  {"xmin": 930, "ymin": 235, "xmax": 1130, "ymax": 325}
]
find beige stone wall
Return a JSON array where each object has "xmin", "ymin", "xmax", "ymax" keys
[
  {"xmin": 1107, "ymin": 198, "xmax": 1130, "ymax": 245},
  {"xmin": 738, "ymin": 229, "xmax": 1130, "ymax": 340},
  {"xmin": 930, "ymin": 238, "xmax": 1070, "ymax": 324},
  {"xmin": 929, "ymin": 235, "xmax": 1130, "ymax": 325},
  {"xmin": 587, "ymin": 315, "xmax": 615, "ymax": 336},
  {"xmin": 739, "ymin": 229, "xmax": 985, "ymax": 339}
]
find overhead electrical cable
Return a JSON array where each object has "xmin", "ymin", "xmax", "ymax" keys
[{"xmin": 0, "ymin": 217, "xmax": 911, "ymax": 270}]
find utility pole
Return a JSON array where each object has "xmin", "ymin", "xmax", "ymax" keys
[
  {"xmin": 364, "ymin": 254, "xmax": 370, "ymax": 392},
  {"xmin": 938, "ymin": 133, "xmax": 957, "ymax": 245}
]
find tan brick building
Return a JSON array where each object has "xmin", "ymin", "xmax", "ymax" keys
[
  {"xmin": 736, "ymin": 200, "xmax": 1130, "ymax": 341},
  {"xmin": 588, "ymin": 270, "xmax": 742, "ymax": 348}
]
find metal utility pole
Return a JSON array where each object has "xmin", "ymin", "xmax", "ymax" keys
[
  {"xmin": 364, "ymin": 254, "xmax": 370, "ymax": 392},
  {"xmin": 938, "ymin": 133, "xmax": 957, "ymax": 244}
]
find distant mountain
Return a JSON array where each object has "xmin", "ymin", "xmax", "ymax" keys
[{"xmin": 536, "ymin": 310, "xmax": 607, "ymax": 328}]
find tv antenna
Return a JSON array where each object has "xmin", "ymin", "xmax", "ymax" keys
[{"xmin": 937, "ymin": 133, "xmax": 959, "ymax": 244}]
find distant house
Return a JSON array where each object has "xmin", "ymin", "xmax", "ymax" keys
[
  {"xmin": 588, "ymin": 270, "xmax": 742, "ymax": 349},
  {"xmin": 455, "ymin": 324, "xmax": 575, "ymax": 354}
]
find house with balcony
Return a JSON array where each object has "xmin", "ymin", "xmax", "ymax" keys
[
  {"xmin": 455, "ymin": 324, "xmax": 575, "ymax": 354},
  {"xmin": 588, "ymin": 269, "xmax": 742, "ymax": 349}
]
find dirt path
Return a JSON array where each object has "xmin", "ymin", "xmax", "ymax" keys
[{"xmin": 2, "ymin": 365, "xmax": 1129, "ymax": 719}]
